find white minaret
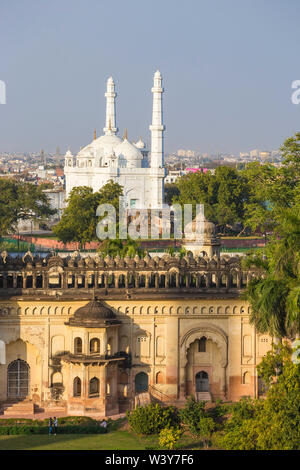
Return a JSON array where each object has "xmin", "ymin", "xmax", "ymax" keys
[
  {"xmin": 149, "ymin": 70, "xmax": 165, "ymax": 168},
  {"xmin": 103, "ymin": 76, "xmax": 118, "ymax": 135}
]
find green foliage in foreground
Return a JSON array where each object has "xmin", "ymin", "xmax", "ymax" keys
[
  {"xmin": 0, "ymin": 416, "xmax": 108, "ymax": 435},
  {"xmin": 126, "ymin": 403, "xmax": 180, "ymax": 435},
  {"xmin": 0, "ymin": 424, "xmax": 107, "ymax": 435},
  {"xmin": 214, "ymin": 345, "xmax": 300, "ymax": 450}
]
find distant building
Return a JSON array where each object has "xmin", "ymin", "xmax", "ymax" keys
[{"xmin": 65, "ymin": 71, "xmax": 166, "ymax": 209}]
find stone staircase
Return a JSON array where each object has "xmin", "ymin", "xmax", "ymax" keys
[{"xmin": 3, "ymin": 399, "xmax": 35, "ymax": 416}]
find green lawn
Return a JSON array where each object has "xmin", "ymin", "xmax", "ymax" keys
[{"xmin": 0, "ymin": 431, "xmax": 205, "ymax": 451}]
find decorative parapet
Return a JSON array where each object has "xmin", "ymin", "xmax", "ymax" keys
[{"xmin": 0, "ymin": 251, "xmax": 259, "ymax": 295}]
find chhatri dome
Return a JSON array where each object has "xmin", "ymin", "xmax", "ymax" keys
[{"xmin": 64, "ymin": 71, "xmax": 166, "ymax": 209}]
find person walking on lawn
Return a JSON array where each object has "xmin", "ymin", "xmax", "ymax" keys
[
  {"xmin": 49, "ymin": 417, "xmax": 53, "ymax": 436},
  {"xmin": 53, "ymin": 417, "xmax": 58, "ymax": 435}
]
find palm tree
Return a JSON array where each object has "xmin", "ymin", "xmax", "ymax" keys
[{"xmin": 243, "ymin": 206, "xmax": 300, "ymax": 340}]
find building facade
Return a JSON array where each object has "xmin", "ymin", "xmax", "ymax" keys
[
  {"xmin": 64, "ymin": 71, "xmax": 166, "ymax": 210},
  {"xmin": 0, "ymin": 250, "xmax": 272, "ymax": 416}
]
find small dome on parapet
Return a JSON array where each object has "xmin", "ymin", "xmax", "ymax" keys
[
  {"xmin": 67, "ymin": 300, "xmax": 120, "ymax": 328},
  {"xmin": 48, "ymin": 255, "xmax": 64, "ymax": 268},
  {"xmin": 22, "ymin": 250, "xmax": 34, "ymax": 264}
]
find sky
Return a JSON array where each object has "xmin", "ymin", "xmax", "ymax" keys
[{"xmin": 0, "ymin": 0, "xmax": 300, "ymax": 155}]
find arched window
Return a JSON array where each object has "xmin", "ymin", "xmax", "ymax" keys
[
  {"xmin": 139, "ymin": 275, "xmax": 145, "ymax": 288},
  {"xmin": 7, "ymin": 359, "xmax": 29, "ymax": 398},
  {"xmin": 118, "ymin": 274, "xmax": 125, "ymax": 288},
  {"xmin": 170, "ymin": 273, "xmax": 176, "ymax": 288},
  {"xmin": 90, "ymin": 338, "xmax": 100, "ymax": 354},
  {"xmin": 198, "ymin": 337, "xmax": 206, "ymax": 352},
  {"xmin": 89, "ymin": 377, "xmax": 100, "ymax": 397},
  {"xmin": 73, "ymin": 377, "xmax": 81, "ymax": 397},
  {"xmin": 74, "ymin": 337, "xmax": 82, "ymax": 354},
  {"xmin": 159, "ymin": 275, "xmax": 165, "ymax": 288}
]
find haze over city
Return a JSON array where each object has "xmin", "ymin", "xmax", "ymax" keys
[{"xmin": 1, "ymin": 0, "xmax": 300, "ymax": 155}]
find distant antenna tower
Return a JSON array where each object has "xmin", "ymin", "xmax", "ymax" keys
[{"xmin": 56, "ymin": 146, "xmax": 60, "ymax": 157}]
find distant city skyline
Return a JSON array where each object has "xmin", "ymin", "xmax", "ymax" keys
[{"xmin": 1, "ymin": 0, "xmax": 300, "ymax": 155}]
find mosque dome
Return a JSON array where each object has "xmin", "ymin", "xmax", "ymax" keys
[
  {"xmin": 135, "ymin": 138, "xmax": 145, "ymax": 149},
  {"xmin": 115, "ymin": 138, "xmax": 143, "ymax": 163}
]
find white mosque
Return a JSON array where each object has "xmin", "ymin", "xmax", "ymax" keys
[{"xmin": 64, "ymin": 71, "xmax": 166, "ymax": 209}]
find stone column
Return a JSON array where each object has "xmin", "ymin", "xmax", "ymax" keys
[
  {"xmin": 100, "ymin": 363, "xmax": 107, "ymax": 400},
  {"xmin": 165, "ymin": 318, "xmax": 179, "ymax": 400}
]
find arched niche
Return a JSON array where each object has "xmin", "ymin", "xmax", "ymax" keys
[{"xmin": 180, "ymin": 324, "xmax": 228, "ymax": 368}]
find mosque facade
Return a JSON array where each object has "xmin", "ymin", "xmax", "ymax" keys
[{"xmin": 64, "ymin": 71, "xmax": 166, "ymax": 210}]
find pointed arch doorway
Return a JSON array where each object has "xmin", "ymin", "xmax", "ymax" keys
[{"xmin": 7, "ymin": 359, "xmax": 30, "ymax": 399}]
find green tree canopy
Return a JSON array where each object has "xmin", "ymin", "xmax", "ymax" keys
[
  {"xmin": 53, "ymin": 180, "xmax": 123, "ymax": 247},
  {"xmin": 0, "ymin": 179, "xmax": 55, "ymax": 236}
]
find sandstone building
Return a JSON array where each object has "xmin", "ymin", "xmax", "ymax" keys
[{"xmin": 0, "ymin": 250, "xmax": 272, "ymax": 416}]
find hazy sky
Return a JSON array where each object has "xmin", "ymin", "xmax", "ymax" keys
[{"xmin": 1, "ymin": 0, "xmax": 300, "ymax": 155}]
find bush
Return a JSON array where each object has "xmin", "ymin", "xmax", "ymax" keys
[
  {"xmin": 159, "ymin": 427, "xmax": 182, "ymax": 450},
  {"xmin": 179, "ymin": 396, "xmax": 216, "ymax": 446},
  {"xmin": 0, "ymin": 416, "xmax": 108, "ymax": 435},
  {"xmin": 179, "ymin": 396, "xmax": 206, "ymax": 435},
  {"xmin": 127, "ymin": 403, "xmax": 180, "ymax": 435}
]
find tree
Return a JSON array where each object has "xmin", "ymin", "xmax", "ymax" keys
[
  {"xmin": 53, "ymin": 180, "xmax": 123, "ymax": 247},
  {"xmin": 164, "ymin": 183, "xmax": 180, "ymax": 205},
  {"xmin": 0, "ymin": 179, "xmax": 55, "ymax": 236},
  {"xmin": 243, "ymin": 133, "xmax": 300, "ymax": 340},
  {"xmin": 243, "ymin": 204, "xmax": 300, "ymax": 339},
  {"xmin": 172, "ymin": 168, "xmax": 249, "ymax": 232},
  {"xmin": 215, "ymin": 345, "xmax": 300, "ymax": 450},
  {"xmin": 179, "ymin": 396, "xmax": 215, "ymax": 447},
  {"xmin": 98, "ymin": 237, "xmax": 144, "ymax": 258}
]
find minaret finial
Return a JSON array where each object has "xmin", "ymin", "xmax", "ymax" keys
[
  {"xmin": 94, "ymin": 129, "xmax": 97, "ymax": 140},
  {"xmin": 124, "ymin": 128, "xmax": 127, "ymax": 140}
]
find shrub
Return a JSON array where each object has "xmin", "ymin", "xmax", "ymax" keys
[
  {"xmin": 0, "ymin": 417, "xmax": 108, "ymax": 435},
  {"xmin": 196, "ymin": 416, "xmax": 216, "ymax": 448},
  {"xmin": 127, "ymin": 403, "xmax": 180, "ymax": 435},
  {"xmin": 179, "ymin": 396, "xmax": 206, "ymax": 435},
  {"xmin": 159, "ymin": 427, "xmax": 182, "ymax": 450}
]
